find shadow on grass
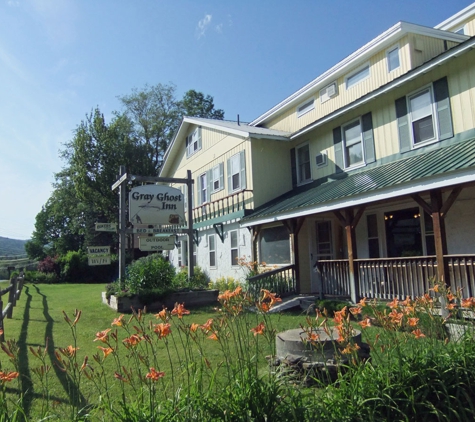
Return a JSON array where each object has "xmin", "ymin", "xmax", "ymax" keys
[
  {"xmin": 17, "ymin": 285, "xmax": 34, "ymax": 419},
  {"xmin": 33, "ymin": 284, "xmax": 87, "ymax": 413}
]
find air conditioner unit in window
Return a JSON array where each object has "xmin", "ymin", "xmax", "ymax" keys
[
  {"xmin": 316, "ymin": 152, "xmax": 327, "ymax": 167},
  {"xmin": 320, "ymin": 82, "xmax": 338, "ymax": 103}
]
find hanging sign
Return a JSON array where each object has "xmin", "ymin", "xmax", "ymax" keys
[
  {"xmin": 87, "ymin": 246, "xmax": 111, "ymax": 266},
  {"xmin": 95, "ymin": 223, "xmax": 117, "ymax": 232},
  {"xmin": 129, "ymin": 185, "xmax": 185, "ymax": 225},
  {"xmin": 139, "ymin": 236, "xmax": 176, "ymax": 251}
]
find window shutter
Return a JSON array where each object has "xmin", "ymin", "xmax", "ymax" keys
[
  {"xmin": 196, "ymin": 175, "xmax": 202, "ymax": 205},
  {"xmin": 185, "ymin": 135, "xmax": 190, "ymax": 157},
  {"xmin": 219, "ymin": 162, "xmax": 224, "ymax": 191},
  {"xmin": 197, "ymin": 127, "xmax": 202, "ymax": 150},
  {"xmin": 361, "ymin": 112, "xmax": 376, "ymax": 164},
  {"xmin": 433, "ymin": 77, "xmax": 453, "ymax": 141},
  {"xmin": 240, "ymin": 151, "xmax": 246, "ymax": 190},
  {"xmin": 333, "ymin": 126, "xmax": 343, "ymax": 172},
  {"xmin": 206, "ymin": 170, "xmax": 212, "ymax": 202},
  {"xmin": 290, "ymin": 148, "xmax": 297, "ymax": 187},
  {"xmin": 395, "ymin": 96, "xmax": 411, "ymax": 153},
  {"xmin": 227, "ymin": 157, "xmax": 231, "ymax": 194}
]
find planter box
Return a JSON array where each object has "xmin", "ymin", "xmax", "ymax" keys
[{"xmin": 102, "ymin": 290, "xmax": 219, "ymax": 313}]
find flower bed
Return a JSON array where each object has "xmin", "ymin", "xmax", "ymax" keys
[{"xmin": 102, "ymin": 289, "xmax": 219, "ymax": 312}]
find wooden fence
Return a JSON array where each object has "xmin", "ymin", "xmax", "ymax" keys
[
  {"xmin": 247, "ymin": 265, "xmax": 296, "ymax": 300},
  {"xmin": 0, "ymin": 274, "xmax": 25, "ymax": 342}
]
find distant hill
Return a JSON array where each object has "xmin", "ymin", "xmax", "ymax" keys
[{"xmin": 0, "ymin": 236, "xmax": 28, "ymax": 257}]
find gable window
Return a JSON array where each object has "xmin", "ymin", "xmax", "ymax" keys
[
  {"xmin": 230, "ymin": 230, "xmax": 239, "ymax": 266},
  {"xmin": 387, "ymin": 46, "xmax": 400, "ymax": 72},
  {"xmin": 227, "ymin": 151, "xmax": 246, "ymax": 193},
  {"xmin": 346, "ymin": 64, "xmax": 370, "ymax": 89},
  {"xmin": 186, "ymin": 127, "xmax": 202, "ymax": 157},
  {"xmin": 296, "ymin": 143, "xmax": 311, "ymax": 184},
  {"xmin": 211, "ymin": 163, "xmax": 224, "ymax": 193},
  {"xmin": 395, "ymin": 77, "xmax": 453, "ymax": 152},
  {"xmin": 333, "ymin": 112, "xmax": 375, "ymax": 172},
  {"xmin": 297, "ymin": 98, "xmax": 315, "ymax": 117},
  {"xmin": 208, "ymin": 234, "xmax": 216, "ymax": 267},
  {"xmin": 454, "ymin": 26, "xmax": 465, "ymax": 35}
]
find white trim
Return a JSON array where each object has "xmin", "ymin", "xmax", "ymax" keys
[
  {"xmin": 240, "ymin": 168, "xmax": 475, "ymax": 228},
  {"xmin": 407, "ymin": 83, "xmax": 438, "ymax": 148},
  {"xmin": 345, "ymin": 62, "xmax": 370, "ymax": 89},
  {"xmin": 250, "ymin": 22, "xmax": 467, "ymax": 126},
  {"xmin": 296, "ymin": 142, "xmax": 312, "ymax": 185},
  {"xmin": 291, "ymin": 38, "xmax": 475, "ymax": 140},
  {"xmin": 435, "ymin": 3, "xmax": 475, "ymax": 31},
  {"xmin": 342, "ymin": 117, "xmax": 365, "ymax": 168}
]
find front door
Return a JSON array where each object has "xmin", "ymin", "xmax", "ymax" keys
[{"xmin": 310, "ymin": 220, "xmax": 334, "ymax": 293}]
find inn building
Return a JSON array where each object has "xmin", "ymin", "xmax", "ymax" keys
[{"xmin": 160, "ymin": 3, "xmax": 475, "ymax": 302}]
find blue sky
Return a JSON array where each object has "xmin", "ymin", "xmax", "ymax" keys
[{"xmin": 0, "ymin": 0, "xmax": 471, "ymax": 240}]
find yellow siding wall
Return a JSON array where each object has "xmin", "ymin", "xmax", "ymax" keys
[
  {"xmin": 409, "ymin": 35, "xmax": 457, "ymax": 68},
  {"xmin": 264, "ymin": 36, "xmax": 415, "ymax": 133},
  {"xmin": 443, "ymin": 15, "xmax": 475, "ymax": 36},
  {"xmin": 251, "ymin": 139, "xmax": 293, "ymax": 207},
  {"xmin": 288, "ymin": 49, "xmax": 475, "ymax": 179}
]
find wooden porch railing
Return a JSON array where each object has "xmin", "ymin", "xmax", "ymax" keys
[
  {"xmin": 0, "ymin": 274, "xmax": 25, "ymax": 341},
  {"xmin": 246, "ymin": 265, "xmax": 296, "ymax": 300},
  {"xmin": 317, "ymin": 255, "xmax": 475, "ymax": 301},
  {"xmin": 193, "ymin": 190, "xmax": 253, "ymax": 223}
]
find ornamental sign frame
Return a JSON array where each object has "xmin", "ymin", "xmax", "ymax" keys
[{"xmin": 129, "ymin": 185, "xmax": 185, "ymax": 226}]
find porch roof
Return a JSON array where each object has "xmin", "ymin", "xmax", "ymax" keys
[{"xmin": 241, "ymin": 139, "xmax": 475, "ymax": 227}]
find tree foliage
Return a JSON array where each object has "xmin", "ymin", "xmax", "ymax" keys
[{"xmin": 26, "ymin": 84, "xmax": 225, "ymax": 260}]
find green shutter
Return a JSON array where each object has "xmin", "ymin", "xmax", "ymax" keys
[
  {"xmin": 395, "ymin": 96, "xmax": 411, "ymax": 153},
  {"xmin": 361, "ymin": 112, "xmax": 375, "ymax": 164},
  {"xmin": 290, "ymin": 148, "xmax": 297, "ymax": 187},
  {"xmin": 240, "ymin": 151, "xmax": 246, "ymax": 190},
  {"xmin": 197, "ymin": 127, "xmax": 202, "ymax": 150},
  {"xmin": 433, "ymin": 77, "xmax": 453, "ymax": 141},
  {"xmin": 196, "ymin": 175, "xmax": 202, "ymax": 205},
  {"xmin": 333, "ymin": 126, "xmax": 343, "ymax": 172}
]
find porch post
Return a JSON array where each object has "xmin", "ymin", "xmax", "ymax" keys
[
  {"xmin": 430, "ymin": 189, "xmax": 449, "ymax": 285},
  {"xmin": 345, "ymin": 209, "xmax": 359, "ymax": 304},
  {"xmin": 284, "ymin": 218, "xmax": 305, "ymax": 294},
  {"xmin": 251, "ymin": 225, "xmax": 261, "ymax": 266}
]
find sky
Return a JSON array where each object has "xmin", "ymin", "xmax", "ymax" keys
[{"xmin": 0, "ymin": 0, "xmax": 472, "ymax": 240}]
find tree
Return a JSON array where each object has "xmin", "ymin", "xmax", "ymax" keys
[{"xmin": 179, "ymin": 89, "xmax": 224, "ymax": 120}]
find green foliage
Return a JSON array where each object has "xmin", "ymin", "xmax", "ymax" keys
[
  {"xmin": 174, "ymin": 266, "xmax": 210, "ymax": 290},
  {"xmin": 124, "ymin": 254, "xmax": 176, "ymax": 294},
  {"xmin": 209, "ymin": 276, "xmax": 241, "ymax": 292},
  {"xmin": 56, "ymin": 251, "xmax": 88, "ymax": 283},
  {"xmin": 315, "ymin": 299, "xmax": 351, "ymax": 317},
  {"xmin": 24, "ymin": 270, "xmax": 59, "ymax": 284}
]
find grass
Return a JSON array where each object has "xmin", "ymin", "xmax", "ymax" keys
[{"xmin": 1, "ymin": 283, "xmax": 307, "ymax": 420}]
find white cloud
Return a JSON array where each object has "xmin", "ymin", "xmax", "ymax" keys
[
  {"xmin": 215, "ymin": 23, "xmax": 223, "ymax": 34},
  {"xmin": 197, "ymin": 14, "xmax": 212, "ymax": 39}
]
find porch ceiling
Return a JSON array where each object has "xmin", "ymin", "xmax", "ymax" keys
[{"xmin": 241, "ymin": 138, "xmax": 475, "ymax": 227}]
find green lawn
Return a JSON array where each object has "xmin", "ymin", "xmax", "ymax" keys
[{"xmin": 1, "ymin": 283, "xmax": 309, "ymax": 420}]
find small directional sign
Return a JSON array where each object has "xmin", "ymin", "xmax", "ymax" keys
[
  {"xmin": 139, "ymin": 236, "xmax": 176, "ymax": 252},
  {"xmin": 95, "ymin": 223, "xmax": 117, "ymax": 232}
]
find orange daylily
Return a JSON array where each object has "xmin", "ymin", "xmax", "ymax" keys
[
  {"xmin": 153, "ymin": 323, "xmax": 171, "ymax": 339},
  {"xmin": 155, "ymin": 308, "xmax": 168, "ymax": 321},
  {"xmin": 0, "ymin": 371, "xmax": 19, "ymax": 383},
  {"xmin": 388, "ymin": 298, "xmax": 399, "ymax": 309},
  {"xmin": 461, "ymin": 297, "xmax": 475, "ymax": 308},
  {"xmin": 97, "ymin": 347, "xmax": 114, "ymax": 358},
  {"xmin": 307, "ymin": 332, "xmax": 320, "ymax": 342},
  {"xmin": 358, "ymin": 297, "xmax": 368, "ymax": 307},
  {"xmin": 407, "ymin": 317, "xmax": 419, "ymax": 327},
  {"xmin": 94, "ymin": 329, "xmax": 111, "ymax": 343},
  {"xmin": 111, "ymin": 315, "xmax": 125, "ymax": 327},
  {"xmin": 250, "ymin": 322, "xmax": 265, "ymax": 336},
  {"xmin": 190, "ymin": 323, "xmax": 199, "ymax": 332},
  {"xmin": 208, "ymin": 332, "xmax": 219, "ymax": 341},
  {"xmin": 200, "ymin": 319, "xmax": 213, "ymax": 333},
  {"xmin": 341, "ymin": 343, "xmax": 360, "ymax": 355},
  {"xmin": 59, "ymin": 345, "xmax": 79, "ymax": 358},
  {"xmin": 171, "ymin": 303, "xmax": 190, "ymax": 319},
  {"xmin": 349, "ymin": 307, "xmax": 362, "ymax": 315},
  {"xmin": 146, "ymin": 367, "xmax": 165, "ymax": 382},
  {"xmin": 412, "ymin": 329, "xmax": 426, "ymax": 339},
  {"xmin": 123, "ymin": 334, "xmax": 142, "ymax": 348},
  {"xmin": 80, "ymin": 356, "xmax": 88, "ymax": 371},
  {"xmin": 358, "ymin": 318, "xmax": 372, "ymax": 328}
]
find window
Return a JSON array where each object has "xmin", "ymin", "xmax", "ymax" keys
[
  {"xmin": 259, "ymin": 226, "xmax": 291, "ymax": 264},
  {"xmin": 297, "ymin": 98, "xmax": 315, "ymax": 117},
  {"xmin": 211, "ymin": 163, "xmax": 224, "ymax": 193},
  {"xmin": 208, "ymin": 234, "xmax": 216, "ymax": 267},
  {"xmin": 387, "ymin": 46, "xmax": 400, "ymax": 72},
  {"xmin": 333, "ymin": 113, "xmax": 375, "ymax": 172},
  {"xmin": 396, "ymin": 77, "xmax": 453, "ymax": 152},
  {"xmin": 367, "ymin": 214, "xmax": 380, "ymax": 258},
  {"xmin": 227, "ymin": 151, "xmax": 246, "ymax": 193},
  {"xmin": 346, "ymin": 64, "xmax": 370, "ymax": 89},
  {"xmin": 454, "ymin": 26, "xmax": 465, "ymax": 35},
  {"xmin": 342, "ymin": 119, "xmax": 364, "ymax": 167},
  {"xmin": 186, "ymin": 127, "xmax": 202, "ymax": 157},
  {"xmin": 199, "ymin": 173, "xmax": 208, "ymax": 204},
  {"xmin": 296, "ymin": 143, "xmax": 311, "ymax": 184},
  {"xmin": 178, "ymin": 239, "xmax": 188, "ymax": 267},
  {"xmin": 315, "ymin": 221, "xmax": 333, "ymax": 260},
  {"xmin": 230, "ymin": 230, "xmax": 239, "ymax": 266}
]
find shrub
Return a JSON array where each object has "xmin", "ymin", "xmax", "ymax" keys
[
  {"xmin": 174, "ymin": 266, "xmax": 210, "ymax": 290},
  {"xmin": 124, "ymin": 254, "xmax": 176, "ymax": 295},
  {"xmin": 37, "ymin": 256, "xmax": 59, "ymax": 275},
  {"xmin": 315, "ymin": 299, "xmax": 351, "ymax": 317},
  {"xmin": 209, "ymin": 276, "xmax": 241, "ymax": 292},
  {"xmin": 57, "ymin": 250, "xmax": 89, "ymax": 283},
  {"xmin": 29, "ymin": 271, "xmax": 59, "ymax": 284}
]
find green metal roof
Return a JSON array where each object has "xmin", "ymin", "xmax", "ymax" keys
[{"xmin": 242, "ymin": 139, "xmax": 475, "ymax": 225}]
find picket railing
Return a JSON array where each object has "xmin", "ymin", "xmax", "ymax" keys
[{"xmin": 0, "ymin": 274, "xmax": 24, "ymax": 342}]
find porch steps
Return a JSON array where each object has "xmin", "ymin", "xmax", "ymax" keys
[{"xmin": 266, "ymin": 295, "xmax": 318, "ymax": 314}]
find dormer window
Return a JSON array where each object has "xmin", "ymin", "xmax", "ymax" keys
[
  {"xmin": 346, "ymin": 63, "xmax": 370, "ymax": 89},
  {"xmin": 296, "ymin": 98, "xmax": 315, "ymax": 117}
]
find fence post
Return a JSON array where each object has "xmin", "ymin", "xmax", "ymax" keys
[
  {"xmin": 7, "ymin": 277, "xmax": 17, "ymax": 319},
  {"xmin": 0, "ymin": 298, "xmax": 4, "ymax": 342},
  {"xmin": 16, "ymin": 276, "xmax": 23, "ymax": 300}
]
